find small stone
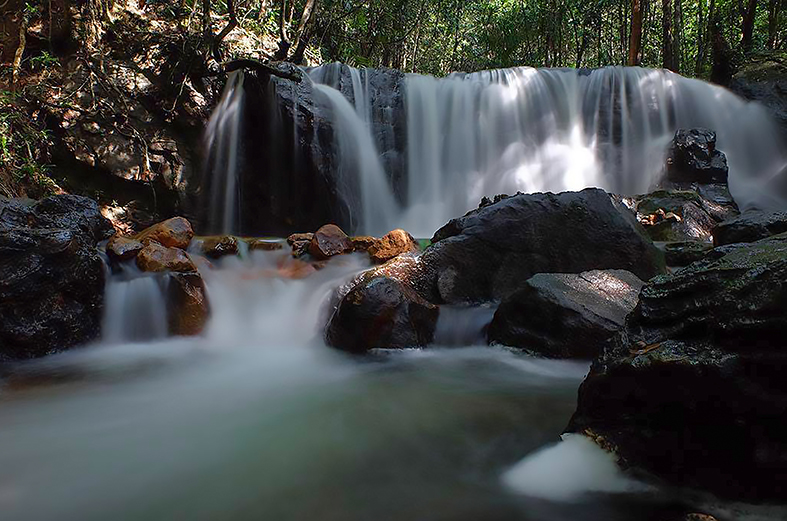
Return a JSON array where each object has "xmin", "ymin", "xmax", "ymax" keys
[
  {"xmin": 246, "ymin": 238, "xmax": 284, "ymax": 251},
  {"xmin": 136, "ymin": 242, "xmax": 196, "ymax": 273},
  {"xmin": 199, "ymin": 235, "xmax": 239, "ymax": 258},
  {"xmin": 291, "ymin": 240, "xmax": 311, "ymax": 258},
  {"xmin": 287, "ymin": 232, "xmax": 314, "ymax": 245},
  {"xmin": 367, "ymin": 229, "xmax": 419, "ymax": 263},
  {"xmin": 134, "ymin": 216, "xmax": 194, "ymax": 249},
  {"xmin": 106, "ymin": 235, "xmax": 143, "ymax": 261},
  {"xmin": 309, "ymin": 224, "xmax": 353, "ymax": 259}
]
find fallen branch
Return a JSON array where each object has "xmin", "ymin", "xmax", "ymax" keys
[{"xmin": 218, "ymin": 59, "xmax": 302, "ymax": 82}]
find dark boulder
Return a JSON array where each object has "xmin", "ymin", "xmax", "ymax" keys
[
  {"xmin": 0, "ymin": 195, "xmax": 114, "ymax": 360},
  {"xmin": 713, "ymin": 209, "xmax": 787, "ymax": 246},
  {"xmin": 663, "ymin": 241, "xmax": 713, "ymax": 267},
  {"xmin": 566, "ymin": 233, "xmax": 787, "ymax": 501},
  {"xmin": 414, "ymin": 188, "xmax": 665, "ymax": 304},
  {"xmin": 488, "ymin": 270, "xmax": 644, "ymax": 358},
  {"xmin": 326, "ymin": 260, "xmax": 439, "ymax": 353},
  {"xmin": 197, "ymin": 235, "xmax": 239, "ymax": 259},
  {"xmin": 666, "ymin": 128, "xmax": 728, "ymax": 184}
]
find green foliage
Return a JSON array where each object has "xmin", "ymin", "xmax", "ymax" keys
[{"xmin": 0, "ymin": 90, "xmax": 57, "ymax": 197}]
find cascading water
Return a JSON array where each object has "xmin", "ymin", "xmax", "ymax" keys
[
  {"xmin": 215, "ymin": 63, "xmax": 785, "ymax": 238},
  {"xmin": 204, "ymin": 71, "xmax": 245, "ymax": 234},
  {"xmin": 401, "ymin": 67, "xmax": 786, "ymax": 235},
  {"xmin": 102, "ymin": 265, "xmax": 169, "ymax": 344}
]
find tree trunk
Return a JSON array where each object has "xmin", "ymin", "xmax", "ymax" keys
[
  {"xmin": 695, "ymin": 0, "xmax": 706, "ymax": 75},
  {"xmin": 741, "ymin": 0, "xmax": 758, "ymax": 51},
  {"xmin": 710, "ymin": 12, "xmax": 733, "ymax": 84},
  {"xmin": 259, "ymin": 0, "xmax": 269, "ymax": 22},
  {"xmin": 768, "ymin": 0, "xmax": 780, "ymax": 48},
  {"xmin": 674, "ymin": 0, "xmax": 682, "ymax": 72},
  {"xmin": 662, "ymin": 0, "xmax": 677, "ymax": 71},
  {"xmin": 628, "ymin": 0, "xmax": 645, "ymax": 65},
  {"xmin": 290, "ymin": 0, "xmax": 319, "ymax": 58},
  {"xmin": 0, "ymin": 0, "xmax": 24, "ymax": 69},
  {"xmin": 274, "ymin": 0, "xmax": 291, "ymax": 60}
]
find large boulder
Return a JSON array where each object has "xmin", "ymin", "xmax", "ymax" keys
[
  {"xmin": 666, "ymin": 128, "xmax": 728, "ymax": 184},
  {"xmin": 488, "ymin": 270, "xmax": 644, "ymax": 358},
  {"xmin": 325, "ymin": 256, "xmax": 438, "ymax": 353},
  {"xmin": 414, "ymin": 188, "xmax": 665, "ymax": 304},
  {"xmin": 566, "ymin": 233, "xmax": 787, "ymax": 501},
  {"xmin": 713, "ymin": 209, "xmax": 787, "ymax": 246},
  {"xmin": 136, "ymin": 242, "xmax": 197, "ymax": 273},
  {"xmin": 0, "ymin": 195, "xmax": 114, "ymax": 360}
]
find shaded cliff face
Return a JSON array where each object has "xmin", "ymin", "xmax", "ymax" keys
[{"xmin": 195, "ymin": 64, "xmax": 408, "ymax": 236}]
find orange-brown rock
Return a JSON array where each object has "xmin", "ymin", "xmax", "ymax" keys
[
  {"xmin": 351, "ymin": 235, "xmax": 378, "ymax": 252},
  {"xmin": 136, "ymin": 242, "xmax": 196, "ymax": 273},
  {"xmin": 309, "ymin": 224, "xmax": 353, "ymax": 259},
  {"xmin": 134, "ymin": 217, "xmax": 194, "ymax": 249},
  {"xmin": 199, "ymin": 235, "xmax": 238, "ymax": 258},
  {"xmin": 167, "ymin": 272, "xmax": 209, "ymax": 336},
  {"xmin": 106, "ymin": 235, "xmax": 143, "ymax": 261},
  {"xmin": 367, "ymin": 229, "xmax": 419, "ymax": 263}
]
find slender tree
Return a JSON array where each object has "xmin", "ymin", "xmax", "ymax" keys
[
  {"xmin": 628, "ymin": 0, "xmax": 645, "ymax": 65},
  {"xmin": 741, "ymin": 0, "xmax": 759, "ymax": 51},
  {"xmin": 663, "ymin": 0, "xmax": 677, "ymax": 71}
]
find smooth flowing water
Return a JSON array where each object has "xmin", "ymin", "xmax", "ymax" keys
[{"xmin": 0, "ymin": 250, "xmax": 691, "ymax": 521}]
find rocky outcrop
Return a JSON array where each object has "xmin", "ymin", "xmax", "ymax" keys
[
  {"xmin": 566, "ymin": 233, "xmax": 787, "ymax": 501},
  {"xmin": 488, "ymin": 270, "xmax": 643, "ymax": 358},
  {"xmin": 414, "ymin": 188, "xmax": 665, "ymax": 304},
  {"xmin": 666, "ymin": 128, "xmax": 728, "ymax": 184},
  {"xmin": 325, "ymin": 271, "xmax": 439, "ymax": 353},
  {"xmin": 309, "ymin": 224, "xmax": 354, "ymax": 259},
  {"xmin": 713, "ymin": 209, "xmax": 787, "ymax": 246},
  {"xmin": 0, "ymin": 195, "xmax": 114, "ymax": 360},
  {"xmin": 729, "ymin": 52, "xmax": 787, "ymax": 139}
]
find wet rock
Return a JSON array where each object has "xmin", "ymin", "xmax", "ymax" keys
[
  {"xmin": 566, "ymin": 233, "xmax": 787, "ymax": 501},
  {"xmin": 246, "ymin": 238, "xmax": 284, "ymax": 251},
  {"xmin": 713, "ymin": 209, "xmax": 787, "ymax": 246},
  {"xmin": 167, "ymin": 272, "xmax": 209, "ymax": 336},
  {"xmin": 666, "ymin": 128, "xmax": 728, "ymax": 184},
  {"xmin": 136, "ymin": 242, "xmax": 196, "ymax": 273},
  {"xmin": 488, "ymin": 270, "xmax": 644, "ymax": 358},
  {"xmin": 367, "ymin": 229, "xmax": 419, "ymax": 263},
  {"xmin": 730, "ymin": 52, "xmax": 787, "ymax": 139},
  {"xmin": 663, "ymin": 241, "xmax": 713, "ymax": 267},
  {"xmin": 0, "ymin": 195, "xmax": 113, "ymax": 360},
  {"xmin": 635, "ymin": 190, "xmax": 720, "ymax": 242},
  {"xmin": 415, "ymin": 188, "xmax": 665, "ymax": 304},
  {"xmin": 287, "ymin": 232, "xmax": 314, "ymax": 257},
  {"xmin": 350, "ymin": 235, "xmax": 378, "ymax": 252},
  {"xmin": 198, "ymin": 235, "xmax": 239, "ymax": 259},
  {"xmin": 134, "ymin": 216, "xmax": 194, "ymax": 249},
  {"xmin": 326, "ymin": 274, "xmax": 439, "ymax": 353},
  {"xmin": 287, "ymin": 233, "xmax": 315, "ymax": 245},
  {"xmin": 309, "ymin": 224, "xmax": 353, "ymax": 260},
  {"xmin": 106, "ymin": 236, "xmax": 144, "ymax": 261}
]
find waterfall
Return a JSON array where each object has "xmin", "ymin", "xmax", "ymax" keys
[
  {"xmin": 204, "ymin": 71, "xmax": 245, "ymax": 234},
  {"xmin": 204, "ymin": 64, "xmax": 787, "ymax": 238},
  {"xmin": 103, "ymin": 267, "xmax": 169, "ymax": 344}
]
